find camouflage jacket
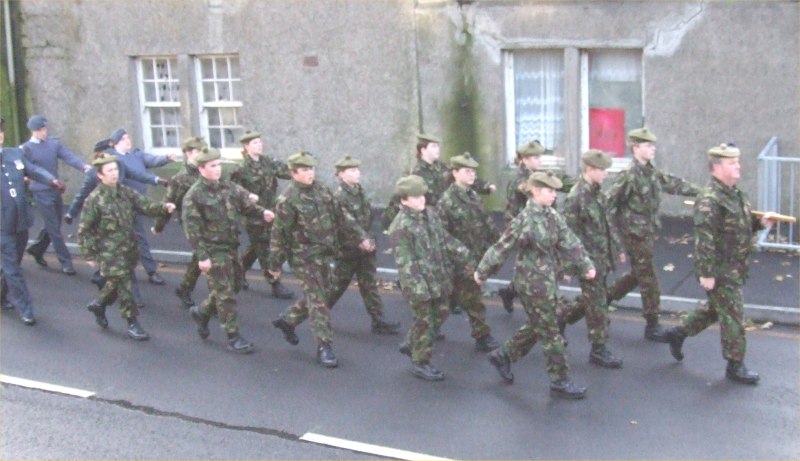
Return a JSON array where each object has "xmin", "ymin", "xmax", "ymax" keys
[
  {"xmin": 152, "ymin": 161, "xmax": 199, "ymax": 233},
  {"xmin": 563, "ymin": 176, "xmax": 621, "ymax": 274},
  {"xmin": 503, "ymin": 165, "xmax": 575, "ymax": 224},
  {"xmin": 606, "ymin": 160, "xmax": 699, "ymax": 239},
  {"xmin": 182, "ymin": 177, "xmax": 267, "ymax": 261},
  {"xmin": 476, "ymin": 202, "xmax": 594, "ymax": 298},
  {"xmin": 693, "ymin": 177, "xmax": 763, "ymax": 285},
  {"xmin": 269, "ymin": 180, "xmax": 368, "ymax": 271},
  {"xmin": 389, "ymin": 206, "xmax": 470, "ymax": 305},
  {"xmin": 79, "ymin": 183, "xmax": 168, "ymax": 277},
  {"xmin": 229, "ymin": 154, "xmax": 291, "ymax": 225},
  {"xmin": 334, "ymin": 179, "xmax": 374, "ymax": 255},
  {"xmin": 437, "ymin": 183, "xmax": 499, "ymax": 266}
]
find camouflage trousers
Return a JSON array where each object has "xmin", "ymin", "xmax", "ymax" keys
[
  {"xmin": 680, "ymin": 279, "xmax": 746, "ymax": 362},
  {"xmin": 178, "ymin": 250, "xmax": 202, "ymax": 294},
  {"xmin": 608, "ymin": 233, "xmax": 660, "ymax": 316},
  {"xmin": 327, "ymin": 252, "xmax": 384, "ymax": 320},
  {"xmin": 407, "ymin": 296, "xmax": 449, "ymax": 364},
  {"xmin": 240, "ymin": 223, "xmax": 279, "ymax": 284},
  {"xmin": 199, "ymin": 251, "xmax": 243, "ymax": 334},
  {"xmin": 450, "ymin": 275, "xmax": 491, "ymax": 340},
  {"xmin": 97, "ymin": 273, "xmax": 139, "ymax": 320},
  {"xmin": 560, "ymin": 267, "xmax": 611, "ymax": 345},
  {"xmin": 503, "ymin": 290, "xmax": 569, "ymax": 381},
  {"xmin": 281, "ymin": 257, "xmax": 334, "ymax": 345}
]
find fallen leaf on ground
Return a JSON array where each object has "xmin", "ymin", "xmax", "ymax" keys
[
  {"xmin": 775, "ymin": 275, "xmax": 784, "ymax": 282},
  {"xmin": 663, "ymin": 263, "xmax": 675, "ymax": 272},
  {"xmin": 760, "ymin": 321, "xmax": 773, "ymax": 330}
]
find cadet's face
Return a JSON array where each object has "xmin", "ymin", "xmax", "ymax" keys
[
  {"xmin": 185, "ymin": 148, "xmax": 202, "ymax": 163},
  {"xmin": 199, "ymin": 159, "xmax": 223, "ymax": 181},
  {"xmin": 452, "ymin": 167, "xmax": 476, "ymax": 187},
  {"xmin": 531, "ymin": 186, "xmax": 557, "ymax": 207},
  {"xmin": 632, "ymin": 142, "xmax": 656, "ymax": 163},
  {"xmin": 116, "ymin": 133, "xmax": 133, "ymax": 152},
  {"xmin": 420, "ymin": 143, "xmax": 440, "ymax": 163},
  {"xmin": 97, "ymin": 162, "xmax": 119, "ymax": 186},
  {"xmin": 714, "ymin": 157, "xmax": 741, "ymax": 185},
  {"xmin": 0, "ymin": 128, "xmax": 5, "ymax": 146},
  {"xmin": 245, "ymin": 138, "xmax": 263, "ymax": 156},
  {"xmin": 585, "ymin": 166, "xmax": 608, "ymax": 185},
  {"xmin": 522, "ymin": 155, "xmax": 541, "ymax": 171},
  {"xmin": 401, "ymin": 194, "xmax": 426, "ymax": 211},
  {"xmin": 338, "ymin": 167, "xmax": 360, "ymax": 185},
  {"xmin": 32, "ymin": 127, "xmax": 48, "ymax": 140},
  {"xmin": 292, "ymin": 166, "xmax": 315, "ymax": 185}
]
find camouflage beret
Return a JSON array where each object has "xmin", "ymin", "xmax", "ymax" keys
[
  {"xmin": 334, "ymin": 155, "xmax": 361, "ymax": 170},
  {"xmin": 93, "ymin": 138, "xmax": 112, "ymax": 152},
  {"xmin": 195, "ymin": 147, "xmax": 221, "ymax": 165},
  {"xmin": 416, "ymin": 133, "xmax": 441, "ymax": 144},
  {"xmin": 628, "ymin": 127, "xmax": 657, "ymax": 143},
  {"xmin": 91, "ymin": 155, "xmax": 118, "ymax": 168},
  {"xmin": 182, "ymin": 136, "xmax": 207, "ymax": 151},
  {"xmin": 707, "ymin": 143, "xmax": 741, "ymax": 158},
  {"xmin": 581, "ymin": 149, "xmax": 613, "ymax": 169},
  {"xmin": 395, "ymin": 174, "xmax": 428, "ymax": 197},
  {"xmin": 450, "ymin": 152, "xmax": 479, "ymax": 169},
  {"xmin": 517, "ymin": 140, "xmax": 546, "ymax": 157},
  {"xmin": 527, "ymin": 171, "xmax": 563, "ymax": 190},
  {"xmin": 287, "ymin": 151, "xmax": 318, "ymax": 168},
  {"xmin": 239, "ymin": 131, "xmax": 261, "ymax": 144}
]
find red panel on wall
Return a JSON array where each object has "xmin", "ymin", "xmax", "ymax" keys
[{"xmin": 589, "ymin": 108, "xmax": 625, "ymax": 157}]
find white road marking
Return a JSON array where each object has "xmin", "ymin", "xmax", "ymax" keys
[
  {"xmin": 0, "ymin": 374, "xmax": 95, "ymax": 398},
  {"xmin": 300, "ymin": 432, "xmax": 452, "ymax": 461}
]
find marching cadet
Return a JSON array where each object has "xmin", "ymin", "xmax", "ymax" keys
[
  {"xmin": 389, "ymin": 175, "xmax": 471, "ymax": 381},
  {"xmin": 664, "ymin": 143, "xmax": 775, "ymax": 384},
  {"xmin": 606, "ymin": 127, "xmax": 700, "ymax": 342},
  {"xmin": 151, "ymin": 136, "xmax": 207, "ymax": 309},
  {"xmin": 230, "ymin": 130, "xmax": 294, "ymax": 298},
  {"xmin": 79, "ymin": 156, "xmax": 175, "ymax": 340},
  {"xmin": 475, "ymin": 172, "xmax": 595, "ymax": 399},
  {"xmin": 559, "ymin": 150, "xmax": 625, "ymax": 368},
  {"xmin": 327, "ymin": 155, "xmax": 400, "ymax": 334},
  {"xmin": 1, "ymin": 117, "xmax": 64, "ymax": 325},
  {"xmin": 182, "ymin": 147, "xmax": 274, "ymax": 354},
  {"xmin": 437, "ymin": 153, "xmax": 500, "ymax": 352},
  {"xmin": 269, "ymin": 152, "xmax": 372, "ymax": 368}
]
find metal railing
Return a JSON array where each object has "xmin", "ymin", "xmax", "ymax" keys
[{"xmin": 757, "ymin": 136, "xmax": 799, "ymax": 251}]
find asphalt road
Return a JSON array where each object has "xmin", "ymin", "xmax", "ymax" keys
[{"xmin": 2, "ymin": 256, "xmax": 799, "ymax": 460}]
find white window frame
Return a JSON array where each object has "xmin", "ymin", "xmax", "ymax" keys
[
  {"xmin": 194, "ymin": 54, "xmax": 243, "ymax": 159},
  {"xmin": 135, "ymin": 56, "xmax": 182, "ymax": 155}
]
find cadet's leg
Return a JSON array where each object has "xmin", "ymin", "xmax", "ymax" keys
[
  {"xmin": 607, "ymin": 234, "xmax": 641, "ymax": 301},
  {"xmin": 354, "ymin": 253, "xmax": 385, "ymax": 319},
  {"xmin": 519, "ymin": 291, "xmax": 570, "ymax": 380},
  {"xmin": 713, "ymin": 281, "xmax": 746, "ymax": 362},
  {"xmin": 2, "ymin": 230, "xmax": 35, "ymax": 320},
  {"xmin": 409, "ymin": 299, "xmax": 436, "ymax": 364},
  {"xmin": 327, "ymin": 256, "xmax": 357, "ymax": 309},
  {"xmin": 35, "ymin": 190, "xmax": 73, "ymax": 270},
  {"xmin": 582, "ymin": 271, "xmax": 622, "ymax": 368},
  {"xmin": 179, "ymin": 251, "xmax": 202, "ymax": 294},
  {"xmin": 133, "ymin": 214, "xmax": 159, "ymax": 276},
  {"xmin": 503, "ymin": 299, "xmax": 540, "ymax": 363}
]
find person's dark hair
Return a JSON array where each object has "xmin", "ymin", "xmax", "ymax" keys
[{"xmin": 415, "ymin": 140, "xmax": 432, "ymax": 159}]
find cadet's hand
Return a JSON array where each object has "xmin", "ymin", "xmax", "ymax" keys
[
  {"xmin": 269, "ymin": 269, "xmax": 281, "ymax": 280},
  {"xmin": 156, "ymin": 177, "xmax": 169, "ymax": 187},
  {"xmin": 150, "ymin": 226, "xmax": 160, "ymax": 235},
  {"xmin": 86, "ymin": 260, "xmax": 96, "ymax": 268},
  {"xmin": 249, "ymin": 193, "xmax": 259, "ymax": 203},
  {"xmin": 562, "ymin": 275, "xmax": 572, "ymax": 284},
  {"xmin": 52, "ymin": 179, "xmax": 66, "ymax": 193},
  {"xmin": 359, "ymin": 239, "xmax": 375, "ymax": 252},
  {"xmin": 198, "ymin": 259, "xmax": 212, "ymax": 273},
  {"xmin": 165, "ymin": 152, "xmax": 178, "ymax": 162},
  {"xmin": 699, "ymin": 276, "xmax": 715, "ymax": 291},
  {"xmin": 584, "ymin": 269, "xmax": 596, "ymax": 280},
  {"xmin": 473, "ymin": 272, "xmax": 484, "ymax": 286},
  {"xmin": 164, "ymin": 203, "xmax": 176, "ymax": 213},
  {"xmin": 760, "ymin": 212, "xmax": 777, "ymax": 229},
  {"xmin": 619, "ymin": 253, "xmax": 626, "ymax": 263},
  {"xmin": 23, "ymin": 177, "xmax": 31, "ymax": 186},
  {"xmin": 63, "ymin": 214, "xmax": 73, "ymax": 225},
  {"xmin": 263, "ymin": 210, "xmax": 275, "ymax": 222},
  {"xmin": 487, "ymin": 184, "xmax": 497, "ymax": 193},
  {"xmin": 82, "ymin": 164, "xmax": 92, "ymax": 173}
]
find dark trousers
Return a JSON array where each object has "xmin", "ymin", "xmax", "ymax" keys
[
  {"xmin": 27, "ymin": 189, "xmax": 73, "ymax": 269},
  {"xmin": 1, "ymin": 230, "xmax": 34, "ymax": 317}
]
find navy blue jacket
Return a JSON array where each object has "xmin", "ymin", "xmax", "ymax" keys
[
  {"xmin": 1, "ymin": 147, "xmax": 57, "ymax": 234},
  {"xmin": 21, "ymin": 137, "xmax": 86, "ymax": 192}
]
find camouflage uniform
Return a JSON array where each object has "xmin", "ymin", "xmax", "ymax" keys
[
  {"xmin": 230, "ymin": 153, "xmax": 291, "ymax": 285},
  {"xmin": 476, "ymin": 201, "xmax": 594, "ymax": 381},
  {"xmin": 182, "ymin": 176, "xmax": 267, "ymax": 334},
  {"xmin": 79, "ymin": 183, "xmax": 168, "ymax": 320},
  {"xmin": 389, "ymin": 205, "xmax": 470, "ymax": 365}
]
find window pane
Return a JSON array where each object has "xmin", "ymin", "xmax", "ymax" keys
[
  {"xmin": 216, "ymin": 57, "xmax": 229, "ymax": 79},
  {"xmin": 152, "ymin": 127, "xmax": 164, "ymax": 147},
  {"xmin": 588, "ymin": 49, "xmax": 642, "ymax": 157},
  {"xmin": 229, "ymin": 57, "xmax": 240, "ymax": 79},
  {"xmin": 149, "ymin": 108, "xmax": 162, "ymax": 125},
  {"xmin": 201, "ymin": 82, "xmax": 215, "ymax": 102},
  {"xmin": 143, "ymin": 82, "xmax": 157, "ymax": 102},
  {"xmin": 514, "ymin": 50, "xmax": 564, "ymax": 152},
  {"xmin": 142, "ymin": 60, "xmax": 155, "ymax": 80},
  {"xmin": 217, "ymin": 82, "xmax": 232, "ymax": 101},
  {"xmin": 207, "ymin": 108, "xmax": 220, "ymax": 125},
  {"xmin": 220, "ymin": 107, "xmax": 238, "ymax": 125},
  {"xmin": 201, "ymin": 58, "xmax": 214, "ymax": 79},
  {"xmin": 164, "ymin": 107, "xmax": 180, "ymax": 125},
  {"xmin": 209, "ymin": 128, "xmax": 221, "ymax": 148},
  {"xmin": 164, "ymin": 128, "xmax": 179, "ymax": 147}
]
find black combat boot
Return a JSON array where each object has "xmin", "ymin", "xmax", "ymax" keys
[
  {"xmin": 487, "ymin": 348, "xmax": 514, "ymax": 383},
  {"xmin": 498, "ymin": 286, "xmax": 514, "ymax": 313},
  {"xmin": 644, "ymin": 314, "xmax": 669, "ymax": 343},
  {"xmin": 270, "ymin": 280, "xmax": 294, "ymax": 299},
  {"xmin": 86, "ymin": 300, "xmax": 109, "ymax": 328},
  {"xmin": 449, "ymin": 298, "xmax": 463, "ymax": 315},
  {"xmin": 126, "ymin": 318, "xmax": 150, "ymax": 341},
  {"xmin": 726, "ymin": 360, "xmax": 759, "ymax": 385},
  {"xmin": 272, "ymin": 317, "xmax": 299, "ymax": 345},
  {"xmin": 665, "ymin": 326, "xmax": 687, "ymax": 361},
  {"xmin": 1, "ymin": 296, "xmax": 13, "ymax": 311},
  {"xmin": 317, "ymin": 342, "xmax": 338, "ymax": 368},
  {"xmin": 371, "ymin": 316, "xmax": 400, "ymax": 335},
  {"xmin": 412, "ymin": 362, "xmax": 444, "ymax": 381},
  {"xmin": 227, "ymin": 332, "xmax": 254, "ymax": 354},
  {"xmin": 190, "ymin": 305, "xmax": 210, "ymax": 339},
  {"xmin": 175, "ymin": 287, "xmax": 195, "ymax": 309},
  {"xmin": 589, "ymin": 343, "xmax": 623, "ymax": 369},
  {"xmin": 550, "ymin": 378, "xmax": 587, "ymax": 399},
  {"xmin": 241, "ymin": 278, "xmax": 249, "ymax": 291},
  {"xmin": 26, "ymin": 247, "xmax": 47, "ymax": 267},
  {"xmin": 398, "ymin": 341, "xmax": 411, "ymax": 357},
  {"xmin": 474, "ymin": 334, "xmax": 500, "ymax": 352}
]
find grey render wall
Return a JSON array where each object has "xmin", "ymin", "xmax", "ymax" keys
[{"xmin": 18, "ymin": 0, "xmax": 798, "ymax": 211}]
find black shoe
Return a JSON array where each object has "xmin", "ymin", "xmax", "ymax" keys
[
  {"xmin": 726, "ymin": 360, "xmax": 759, "ymax": 385},
  {"xmin": 550, "ymin": 378, "xmax": 587, "ymax": 399},
  {"xmin": 1, "ymin": 299, "xmax": 13, "ymax": 311},
  {"xmin": 27, "ymin": 248, "xmax": 47, "ymax": 267},
  {"xmin": 270, "ymin": 281, "xmax": 294, "ymax": 299},
  {"xmin": 371, "ymin": 316, "xmax": 400, "ymax": 335},
  {"xmin": 665, "ymin": 327, "xmax": 687, "ymax": 361},
  {"xmin": 317, "ymin": 342, "xmax": 338, "ymax": 368},
  {"xmin": 190, "ymin": 305, "xmax": 210, "ymax": 339},
  {"xmin": 175, "ymin": 288, "xmax": 195, "ymax": 309},
  {"xmin": 135, "ymin": 302, "xmax": 145, "ymax": 310},
  {"xmin": 644, "ymin": 316, "xmax": 669, "ymax": 343},
  {"xmin": 227, "ymin": 334, "xmax": 255, "ymax": 354},
  {"xmin": 241, "ymin": 278, "xmax": 249, "ymax": 290},
  {"xmin": 272, "ymin": 317, "xmax": 299, "ymax": 345},
  {"xmin": 498, "ymin": 287, "xmax": 514, "ymax": 313},
  {"xmin": 21, "ymin": 313, "xmax": 36, "ymax": 326},
  {"xmin": 398, "ymin": 342, "xmax": 411, "ymax": 357},
  {"xmin": 90, "ymin": 271, "xmax": 106, "ymax": 290},
  {"xmin": 487, "ymin": 349, "xmax": 514, "ymax": 383},
  {"xmin": 589, "ymin": 344, "xmax": 623, "ymax": 369},
  {"xmin": 87, "ymin": 301, "xmax": 109, "ymax": 328},
  {"xmin": 412, "ymin": 362, "xmax": 444, "ymax": 381},
  {"xmin": 449, "ymin": 303, "xmax": 463, "ymax": 315},
  {"xmin": 62, "ymin": 267, "xmax": 77, "ymax": 276},
  {"xmin": 126, "ymin": 318, "xmax": 150, "ymax": 340},
  {"xmin": 475, "ymin": 335, "xmax": 500, "ymax": 352},
  {"xmin": 147, "ymin": 272, "xmax": 166, "ymax": 285}
]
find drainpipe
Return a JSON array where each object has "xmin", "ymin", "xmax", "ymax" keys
[{"xmin": 3, "ymin": 0, "xmax": 14, "ymax": 87}]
